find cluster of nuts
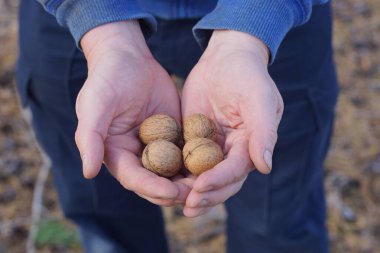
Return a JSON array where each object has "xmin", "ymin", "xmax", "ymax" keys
[{"xmin": 139, "ymin": 113, "xmax": 224, "ymax": 178}]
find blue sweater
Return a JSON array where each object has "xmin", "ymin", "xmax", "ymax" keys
[{"xmin": 38, "ymin": 0, "xmax": 329, "ymax": 63}]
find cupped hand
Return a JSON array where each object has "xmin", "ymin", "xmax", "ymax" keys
[
  {"xmin": 75, "ymin": 21, "xmax": 190, "ymax": 206},
  {"xmin": 181, "ymin": 30, "xmax": 284, "ymax": 217}
]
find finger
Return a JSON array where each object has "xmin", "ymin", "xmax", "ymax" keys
[
  {"xmin": 75, "ymin": 81, "xmax": 116, "ymax": 179},
  {"xmin": 248, "ymin": 128, "xmax": 277, "ymax": 174},
  {"xmin": 104, "ymin": 140, "xmax": 180, "ymax": 200},
  {"xmin": 186, "ymin": 180, "xmax": 245, "ymax": 208},
  {"xmin": 172, "ymin": 176, "xmax": 195, "ymax": 189},
  {"xmin": 134, "ymin": 177, "xmax": 194, "ymax": 207},
  {"xmin": 183, "ymin": 206, "xmax": 213, "ymax": 218},
  {"xmin": 193, "ymin": 142, "xmax": 252, "ymax": 192},
  {"xmin": 172, "ymin": 180, "xmax": 192, "ymax": 203},
  {"xmin": 135, "ymin": 178, "xmax": 192, "ymax": 206},
  {"xmin": 242, "ymin": 85, "xmax": 283, "ymax": 174},
  {"xmin": 135, "ymin": 193, "xmax": 181, "ymax": 207}
]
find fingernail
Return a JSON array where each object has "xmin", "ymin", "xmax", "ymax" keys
[{"xmin": 263, "ymin": 150, "xmax": 272, "ymax": 173}]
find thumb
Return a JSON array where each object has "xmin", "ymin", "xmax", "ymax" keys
[
  {"xmin": 244, "ymin": 89, "xmax": 283, "ymax": 174},
  {"xmin": 75, "ymin": 83, "xmax": 114, "ymax": 179},
  {"xmin": 248, "ymin": 125, "xmax": 278, "ymax": 174}
]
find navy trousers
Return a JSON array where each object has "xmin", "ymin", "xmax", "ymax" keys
[{"xmin": 16, "ymin": 1, "xmax": 338, "ymax": 252}]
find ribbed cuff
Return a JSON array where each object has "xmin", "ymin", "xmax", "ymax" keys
[
  {"xmin": 55, "ymin": 0, "xmax": 157, "ymax": 47},
  {"xmin": 193, "ymin": 0, "xmax": 302, "ymax": 64}
]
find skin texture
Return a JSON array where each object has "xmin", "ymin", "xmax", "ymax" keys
[
  {"xmin": 180, "ymin": 30, "xmax": 284, "ymax": 217},
  {"xmin": 76, "ymin": 21, "xmax": 191, "ymax": 207}
]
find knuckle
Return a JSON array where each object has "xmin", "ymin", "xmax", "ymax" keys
[
  {"xmin": 266, "ymin": 128, "xmax": 278, "ymax": 144},
  {"xmin": 119, "ymin": 177, "xmax": 133, "ymax": 191},
  {"xmin": 278, "ymin": 99, "xmax": 284, "ymax": 115},
  {"xmin": 75, "ymin": 89, "xmax": 84, "ymax": 116},
  {"xmin": 116, "ymin": 171, "xmax": 139, "ymax": 192},
  {"xmin": 231, "ymin": 168, "xmax": 243, "ymax": 184},
  {"xmin": 74, "ymin": 130, "xmax": 82, "ymax": 148}
]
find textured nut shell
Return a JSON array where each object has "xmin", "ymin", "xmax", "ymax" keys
[
  {"xmin": 183, "ymin": 114, "xmax": 216, "ymax": 142},
  {"xmin": 183, "ymin": 138, "xmax": 224, "ymax": 176},
  {"xmin": 139, "ymin": 114, "xmax": 181, "ymax": 145},
  {"xmin": 142, "ymin": 140, "xmax": 182, "ymax": 177}
]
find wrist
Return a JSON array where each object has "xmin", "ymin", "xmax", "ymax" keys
[
  {"xmin": 81, "ymin": 20, "xmax": 152, "ymax": 62},
  {"xmin": 206, "ymin": 30, "xmax": 269, "ymax": 65}
]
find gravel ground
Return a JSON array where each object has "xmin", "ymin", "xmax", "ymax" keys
[{"xmin": 0, "ymin": 0, "xmax": 380, "ymax": 252}]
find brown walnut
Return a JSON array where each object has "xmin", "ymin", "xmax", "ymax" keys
[
  {"xmin": 142, "ymin": 139, "xmax": 182, "ymax": 177},
  {"xmin": 183, "ymin": 138, "xmax": 224, "ymax": 176},
  {"xmin": 183, "ymin": 114, "xmax": 217, "ymax": 142},
  {"xmin": 139, "ymin": 114, "xmax": 181, "ymax": 145}
]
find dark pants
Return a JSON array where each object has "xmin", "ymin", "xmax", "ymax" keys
[{"xmin": 16, "ymin": 1, "xmax": 338, "ymax": 252}]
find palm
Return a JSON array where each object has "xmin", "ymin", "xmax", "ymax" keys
[
  {"xmin": 76, "ymin": 51, "xmax": 190, "ymax": 206},
  {"xmin": 182, "ymin": 59, "xmax": 252, "ymax": 168},
  {"xmin": 180, "ymin": 46, "xmax": 283, "ymax": 217}
]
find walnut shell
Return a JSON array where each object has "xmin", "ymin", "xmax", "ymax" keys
[
  {"xmin": 183, "ymin": 114, "xmax": 216, "ymax": 142},
  {"xmin": 183, "ymin": 138, "xmax": 224, "ymax": 176},
  {"xmin": 139, "ymin": 114, "xmax": 181, "ymax": 145},
  {"xmin": 142, "ymin": 139, "xmax": 182, "ymax": 177}
]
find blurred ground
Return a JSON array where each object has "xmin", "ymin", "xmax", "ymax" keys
[{"xmin": 1, "ymin": 0, "xmax": 380, "ymax": 252}]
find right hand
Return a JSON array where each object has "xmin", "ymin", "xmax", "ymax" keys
[
  {"xmin": 180, "ymin": 30, "xmax": 284, "ymax": 217},
  {"xmin": 75, "ymin": 21, "xmax": 190, "ymax": 206}
]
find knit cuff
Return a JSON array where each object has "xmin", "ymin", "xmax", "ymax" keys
[
  {"xmin": 54, "ymin": 0, "xmax": 157, "ymax": 47},
  {"xmin": 193, "ymin": 0, "xmax": 303, "ymax": 64}
]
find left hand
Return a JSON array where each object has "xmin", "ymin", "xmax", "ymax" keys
[
  {"xmin": 180, "ymin": 30, "xmax": 284, "ymax": 217},
  {"xmin": 75, "ymin": 21, "xmax": 190, "ymax": 207}
]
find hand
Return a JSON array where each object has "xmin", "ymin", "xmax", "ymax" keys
[
  {"xmin": 181, "ymin": 30, "xmax": 284, "ymax": 217},
  {"xmin": 75, "ymin": 21, "xmax": 190, "ymax": 206}
]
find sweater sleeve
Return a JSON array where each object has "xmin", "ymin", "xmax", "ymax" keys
[
  {"xmin": 193, "ymin": 0, "xmax": 329, "ymax": 64},
  {"xmin": 36, "ymin": 0, "xmax": 157, "ymax": 46}
]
